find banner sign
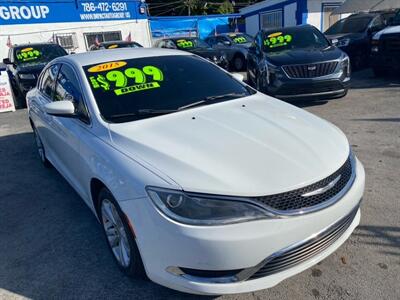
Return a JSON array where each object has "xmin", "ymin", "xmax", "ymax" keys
[
  {"xmin": 0, "ymin": 0, "xmax": 147, "ymax": 25},
  {"xmin": 0, "ymin": 70, "xmax": 16, "ymax": 113}
]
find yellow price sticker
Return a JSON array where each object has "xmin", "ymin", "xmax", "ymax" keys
[{"xmin": 88, "ymin": 61, "xmax": 127, "ymax": 73}]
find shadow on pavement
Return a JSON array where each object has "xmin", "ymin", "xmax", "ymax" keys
[
  {"xmin": 353, "ymin": 225, "xmax": 400, "ymax": 258},
  {"xmin": 0, "ymin": 132, "xmax": 214, "ymax": 299},
  {"xmin": 350, "ymin": 69, "xmax": 400, "ymax": 90}
]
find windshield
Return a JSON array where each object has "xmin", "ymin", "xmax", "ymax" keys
[
  {"xmin": 392, "ymin": 12, "xmax": 400, "ymax": 25},
  {"xmin": 325, "ymin": 16, "xmax": 373, "ymax": 34},
  {"xmin": 227, "ymin": 33, "xmax": 254, "ymax": 44},
  {"xmin": 84, "ymin": 55, "xmax": 254, "ymax": 123},
  {"xmin": 14, "ymin": 44, "xmax": 67, "ymax": 66},
  {"xmin": 262, "ymin": 27, "xmax": 330, "ymax": 53},
  {"xmin": 172, "ymin": 38, "xmax": 209, "ymax": 50}
]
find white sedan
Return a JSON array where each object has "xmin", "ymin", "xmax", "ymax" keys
[{"xmin": 27, "ymin": 48, "xmax": 365, "ymax": 295}]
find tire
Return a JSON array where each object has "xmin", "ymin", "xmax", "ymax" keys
[
  {"xmin": 233, "ymin": 54, "xmax": 245, "ymax": 71},
  {"xmin": 32, "ymin": 126, "xmax": 51, "ymax": 168},
  {"xmin": 98, "ymin": 188, "xmax": 146, "ymax": 279}
]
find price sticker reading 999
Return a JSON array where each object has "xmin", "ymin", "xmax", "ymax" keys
[
  {"xmin": 176, "ymin": 40, "xmax": 194, "ymax": 49},
  {"xmin": 87, "ymin": 61, "xmax": 164, "ymax": 96},
  {"xmin": 16, "ymin": 48, "xmax": 41, "ymax": 62},
  {"xmin": 233, "ymin": 36, "xmax": 247, "ymax": 44},
  {"xmin": 263, "ymin": 32, "xmax": 293, "ymax": 48}
]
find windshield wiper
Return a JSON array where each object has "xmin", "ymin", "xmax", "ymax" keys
[
  {"xmin": 108, "ymin": 109, "xmax": 178, "ymax": 121},
  {"xmin": 178, "ymin": 93, "xmax": 247, "ymax": 110}
]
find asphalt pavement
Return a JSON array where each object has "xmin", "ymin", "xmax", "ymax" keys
[{"xmin": 0, "ymin": 69, "xmax": 399, "ymax": 300}]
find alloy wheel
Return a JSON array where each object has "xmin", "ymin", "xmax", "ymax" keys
[{"xmin": 101, "ymin": 199, "xmax": 131, "ymax": 268}]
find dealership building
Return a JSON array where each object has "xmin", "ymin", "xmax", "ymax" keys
[
  {"xmin": 240, "ymin": 0, "xmax": 350, "ymax": 35},
  {"xmin": 0, "ymin": 0, "xmax": 152, "ymax": 59}
]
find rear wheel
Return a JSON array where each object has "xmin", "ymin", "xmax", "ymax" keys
[
  {"xmin": 98, "ymin": 188, "xmax": 146, "ymax": 278},
  {"xmin": 33, "ymin": 126, "xmax": 51, "ymax": 168}
]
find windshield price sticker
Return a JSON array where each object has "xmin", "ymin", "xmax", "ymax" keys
[
  {"xmin": 16, "ymin": 48, "xmax": 41, "ymax": 62},
  {"xmin": 233, "ymin": 36, "xmax": 247, "ymax": 44},
  {"xmin": 88, "ymin": 62, "xmax": 164, "ymax": 96},
  {"xmin": 176, "ymin": 40, "xmax": 194, "ymax": 48},
  {"xmin": 264, "ymin": 33, "xmax": 293, "ymax": 48}
]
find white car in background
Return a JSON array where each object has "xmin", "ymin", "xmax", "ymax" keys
[{"xmin": 27, "ymin": 48, "xmax": 365, "ymax": 295}]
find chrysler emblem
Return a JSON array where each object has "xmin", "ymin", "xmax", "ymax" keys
[
  {"xmin": 301, "ymin": 175, "xmax": 341, "ymax": 197},
  {"xmin": 307, "ymin": 65, "xmax": 317, "ymax": 71}
]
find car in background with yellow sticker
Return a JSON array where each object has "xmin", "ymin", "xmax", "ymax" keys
[
  {"xmin": 89, "ymin": 40, "xmax": 143, "ymax": 51},
  {"xmin": 26, "ymin": 47, "xmax": 364, "ymax": 295},
  {"xmin": 3, "ymin": 43, "xmax": 67, "ymax": 108},
  {"xmin": 205, "ymin": 33, "xmax": 254, "ymax": 71},
  {"xmin": 154, "ymin": 37, "xmax": 229, "ymax": 70},
  {"xmin": 247, "ymin": 25, "xmax": 351, "ymax": 101}
]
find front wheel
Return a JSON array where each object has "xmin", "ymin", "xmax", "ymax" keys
[{"xmin": 99, "ymin": 188, "xmax": 146, "ymax": 278}]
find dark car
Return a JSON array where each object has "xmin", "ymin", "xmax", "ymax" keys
[
  {"xmin": 324, "ymin": 13, "xmax": 389, "ymax": 69},
  {"xmin": 205, "ymin": 33, "xmax": 254, "ymax": 71},
  {"xmin": 89, "ymin": 40, "xmax": 143, "ymax": 51},
  {"xmin": 247, "ymin": 25, "xmax": 350, "ymax": 101},
  {"xmin": 370, "ymin": 11, "xmax": 400, "ymax": 76},
  {"xmin": 3, "ymin": 43, "xmax": 67, "ymax": 108},
  {"xmin": 153, "ymin": 37, "xmax": 229, "ymax": 70}
]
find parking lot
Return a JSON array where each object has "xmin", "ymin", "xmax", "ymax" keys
[{"xmin": 0, "ymin": 69, "xmax": 399, "ymax": 300}]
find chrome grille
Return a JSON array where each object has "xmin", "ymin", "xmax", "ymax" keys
[
  {"xmin": 253, "ymin": 156, "xmax": 353, "ymax": 213},
  {"xmin": 283, "ymin": 61, "xmax": 338, "ymax": 78},
  {"xmin": 248, "ymin": 206, "xmax": 358, "ymax": 280}
]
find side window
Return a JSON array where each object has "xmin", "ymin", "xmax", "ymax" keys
[
  {"xmin": 207, "ymin": 37, "xmax": 216, "ymax": 45},
  {"xmin": 165, "ymin": 40, "xmax": 177, "ymax": 49},
  {"xmin": 371, "ymin": 16, "xmax": 384, "ymax": 30},
  {"xmin": 40, "ymin": 64, "xmax": 59, "ymax": 99},
  {"xmin": 55, "ymin": 64, "xmax": 89, "ymax": 123}
]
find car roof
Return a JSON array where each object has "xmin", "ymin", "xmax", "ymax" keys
[
  {"xmin": 12, "ymin": 42, "xmax": 60, "ymax": 49},
  {"xmin": 101, "ymin": 40, "xmax": 138, "ymax": 45},
  {"xmin": 261, "ymin": 24, "xmax": 314, "ymax": 33},
  {"xmin": 55, "ymin": 48, "xmax": 191, "ymax": 67},
  {"xmin": 348, "ymin": 12, "xmax": 378, "ymax": 18}
]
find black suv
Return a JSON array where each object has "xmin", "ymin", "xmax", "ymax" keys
[
  {"xmin": 154, "ymin": 37, "xmax": 229, "ymax": 70},
  {"xmin": 324, "ymin": 12, "xmax": 392, "ymax": 69},
  {"xmin": 89, "ymin": 40, "xmax": 143, "ymax": 50},
  {"xmin": 370, "ymin": 11, "xmax": 400, "ymax": 76},
  {"xmin": 3, "ymin": 43, "xmax": 67, "ymax": 108},
  {"xmin": 247, "ymin": 25, "xmax": 350, "ymax": 101}
]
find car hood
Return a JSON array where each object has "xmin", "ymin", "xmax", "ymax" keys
[
  {"xmin": 266, "ymin": 46, "xmax": 343, "ymax": 66},
  {"xmin": 325, "ymin": 32, "xmax": 365, "ymax": 41},
  {"xmin": 373, "ymin": 25, "xmax": 400, "ymax": 39},
  {"xmin": 16, "ymin": 62, "xmax": 47, "ymax": 75},
  {"xmin": 108, "ymin": 94, "xmax": 349, "ymax": 196},
  {"xmin": 189, "ymin": 47, "xmax": 224, "ymax": 57}
]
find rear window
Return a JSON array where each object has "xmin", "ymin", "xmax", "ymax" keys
[
  {"xmin": 83, "ymin": 55, "xmax": 253, "ymax": 123},
  {"xmin": 325, "ymin": 16, "xmax": 373, "ymax": 34},
  {"xmin": 14, "ymin": 44, "xmax": 67, "ymax": 65}
]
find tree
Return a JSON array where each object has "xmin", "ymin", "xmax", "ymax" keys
[{"xmin": 217, "ymin": 0, "xmax": 234, "ymax": 14}]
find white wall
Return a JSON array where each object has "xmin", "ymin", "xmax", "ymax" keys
[
  {"xmin": 245, "ymin": 14, "xmax": 260, "ymax": 36},
  {"xmin": 284, "ymin": 2, "xmax": 297, "ymax": 27},
  {"xmin": 0, "ymin": 19, "xmax": 152, "ymax": 59},
  {"xmin": 307, "ymin": 0, "xmax": 348, "ymax": 30}
]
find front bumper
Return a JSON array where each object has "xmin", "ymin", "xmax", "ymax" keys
[
  {"xmin": 120, "ymin": 158, "xmax": 364, "ymax": 295},
  {"xmin": 269, "ymin": 74, "xmax": 350, "ymax": 101}
]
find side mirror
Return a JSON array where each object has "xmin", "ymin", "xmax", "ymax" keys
[
  {"xmin": 3, "ymin": 58, "xmax": 12, "ymax": 65},
  {"xmin": 45, "ymin": 101, "xmax": 75, "ymax": 117},
  {"xmin": 232, "ymin": 73, "xmax": 244, "ymax": 82}
]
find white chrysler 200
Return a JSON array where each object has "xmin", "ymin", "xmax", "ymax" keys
[{"xmin": 27, "ymin": 48, "xmax": 365, "ymax": 295}]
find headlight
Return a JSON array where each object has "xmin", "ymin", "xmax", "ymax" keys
[
  {"xmin": 371, "ymin": 39, "xmax": 379, "ymax": 52},
  {"xmin": 147, "ymin": 187, "xmax": 270, "ymax": 225},
  {"xmin": 341, "ymin": 56, "xmax": 351, "ymax": 77},
  {"xmin": 19, "ymin": 73, "xmax": 35, "ymax": 80},
  {"xmin": 336, "ymin": 38, "xmax": 350, "ymax": 47}
]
